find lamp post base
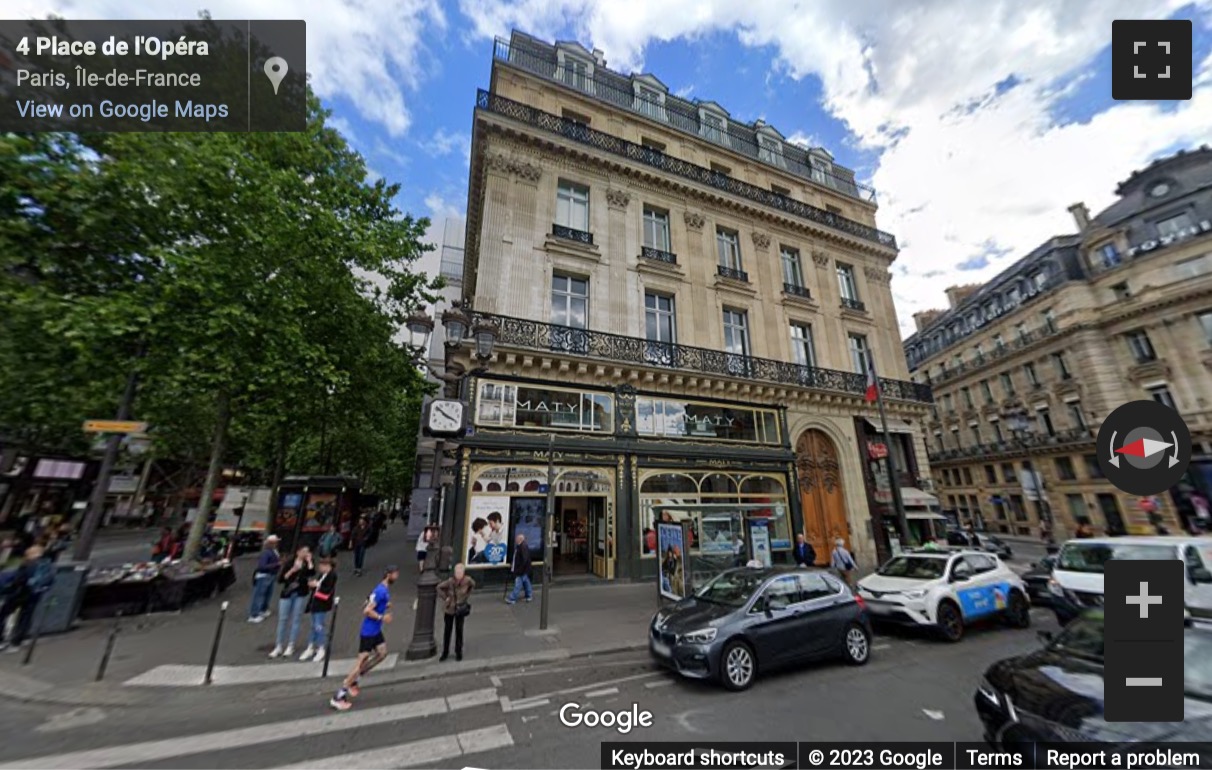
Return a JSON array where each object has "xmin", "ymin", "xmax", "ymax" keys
[{"xmin": 405, "ymin": 559, "xmax": 440, "ymax": 661}]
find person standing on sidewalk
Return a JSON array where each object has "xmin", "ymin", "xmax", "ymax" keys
[
  {"xmin": 437, "ymin": 563, "xmax": 476, "ymax": 661},
  {"xmin": 415, "ymin": 526, "xmax": 431, "ymax": 574},
  {"xmin": 300, "ymin": 557, "xmax": 337, "ymax": 662},
  {"xmin": 317, "ymin": 524, "xmax": 342, "ymax": 560},
  {"xmin": 351, "ymin": 517, "xmax": 370, "ymax": 577},
  {"xmin": 270, "ymin": 545, "xmax": 313, "ymax": 658},
  {"xmin": 830, "ymin": 538, "xmax": 857, "ymax": 589},
  {"xmin": 330, "ymin": 565, "xmax": 398, "ymax": 711},
  {"xmin": 505, "ymin": 533, "xmax": 532, "ymax": 604},
  {"xmin": 0, "ymin": 545, "xmax": 54, "ymax": 652},
  {"xmin": 248, "ymin": 534, "xmax": 282, "ymax": 623},
  {"xmin": 793, "ymin": 534, "xmax": 817, "ymax": 568}
]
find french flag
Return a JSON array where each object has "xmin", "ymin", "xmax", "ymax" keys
[{"xmin": 864, "ymin": 354, "xmax": 879, "ymax": 404}]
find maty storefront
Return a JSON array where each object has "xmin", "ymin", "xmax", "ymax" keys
[{"xmin": 452, "ymin": 377, "xmax": 798, "ymax": 583}]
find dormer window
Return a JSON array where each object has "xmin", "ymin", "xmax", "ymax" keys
[
  {"xmin": 556, "ymin": 47, "xmax": 595, "ymax": 94},
  {"xmin": 698, "ymin": 105, "xmax": 729, "ymax": 147},
  {"xmin": 808, "ymin": 148, "xmax": 834, "ymax": 185},
  {"xmin": 632, "ymin": 77, "xmax": 667, "ymax": 121},
  {"xmin": 757, "ymin": 133, "xmax": 786, "ymax": 169}
]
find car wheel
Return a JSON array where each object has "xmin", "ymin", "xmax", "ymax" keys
[
  {"xmin": 937, "ymin": 601, "xmax": 964, "ymax": 642},
  {"xmin": 719, "ymin": 640, "xmax": 756, "ymax": 691},
  {"xmin": 1006, "ymin": 590, "xmax": 1031, "ymax": 628},
  {"xmin": 842, "ymin": 623, "xmax": 871, "ymax": 665}
]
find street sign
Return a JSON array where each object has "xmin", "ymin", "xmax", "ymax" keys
[
  {"xmin": 538, "ymin": 484, "xmax": 549, "ymax": 493},
  {"xmin": 83, "ymin": 419, "xmax": 148, "ymax": 434}
]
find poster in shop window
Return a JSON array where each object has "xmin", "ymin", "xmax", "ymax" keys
[
  {"xmin": 749, "ymin": 522, "xmax": 772, "ymax": 568},
  {"xmin": 656, "ymin": 521, "xmax": 687, "ymax": 601}
]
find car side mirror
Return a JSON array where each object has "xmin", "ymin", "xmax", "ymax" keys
[
  {"xmin": 1190, "ymin": 566, "xmax": 1212, "ymax": 584},
  {"xmin": 1037, "ymin": 630, "xmax": 1054, "ymax": 644},
  {"xmin": 951, "ymin": 573, "xmax": 970, "ymax": 583}
]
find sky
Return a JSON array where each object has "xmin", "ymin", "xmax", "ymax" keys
[{"xmin": 12, "ymin": 0, "xmax": 1212, "ymax": 339}]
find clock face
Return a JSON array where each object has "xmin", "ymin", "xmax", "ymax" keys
[
  {"xmin": 1150, "ymin": 183, "xmax": 1170, "ymax": 198},
  {"xmin": 428, "ymin": 400, "xmax": 464, "ymax": 434}
]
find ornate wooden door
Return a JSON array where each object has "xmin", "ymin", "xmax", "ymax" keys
[{"xmin": 796, "ymin": 430, "xmax": 850, "ymax": 564}]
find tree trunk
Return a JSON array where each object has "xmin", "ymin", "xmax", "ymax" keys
[
  {"xmin": 267, "ymin": 426, "xmax": 288, "ymax": 528},
  {"xmin": 183, "ymin": 390, "xmax": 232, "ymax": 562}
]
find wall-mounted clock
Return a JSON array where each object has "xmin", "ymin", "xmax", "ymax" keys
[{"xmin": 424, "ymin": 398, "xmax": 467, "ymax": 437}]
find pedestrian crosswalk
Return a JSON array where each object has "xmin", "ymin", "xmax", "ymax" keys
[{"xmin": 0, "ymin": 686, "xmax": 511, "ymax": 770}]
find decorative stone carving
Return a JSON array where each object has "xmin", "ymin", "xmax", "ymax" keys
[
  {"xmin": 751, "ymin": 231, "xmax": 771, "ymax": 250},
  {"xmin": 484, "ymin": 153, "xmax": 514, "ymax": 175},
  {"xmin": 605, "ymin": 188, "xmax": 631, "ymax": 209},
  {"xmin": 864, "ymin": 266, "xmax": 892, "ymax": 284},
  {"xmin": 811, "ymin": 252, "xmax": 831, "ymax": 267},
  {"xmin": 484, "ymin": 152, "xmax": 542, "ymax": 182},
  {"xmin": 514, "ymin": 161, "xmax": 543, "ymax": 182},
  {"xmin": 684, "ymin": 211, "xmax": 706, "ymax": 231}
]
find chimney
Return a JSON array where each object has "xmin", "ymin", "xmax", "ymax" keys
[
  {"xmin": 1068, "ymin": 202, "xmax": 1091, "ymax": 232},
  {"xmin": 944, "ymin": 284, "xmax": 981, "ymax": 309},
  {"xmin": 913, "ymin": 309, "xmax": 944, "ymax": 332},
  {"xmin": 592, "ymin": 48, "xmax": 605, "ymax": 66}
]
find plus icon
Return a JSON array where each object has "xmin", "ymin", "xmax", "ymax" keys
[
  {"xmin": 1112, "ymin": 19, "xmax": 1193, "ymax": 100},
  {"xmin": 1126, "ymin": 581, "xmax": 1164, "ymax": 618}
]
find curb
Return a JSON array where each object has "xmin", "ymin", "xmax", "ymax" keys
[{"xmin": 0, "ymin": 670, "xmax": 146, "ymax": 709}]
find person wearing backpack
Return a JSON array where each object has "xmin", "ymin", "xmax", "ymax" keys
[
  {"xmin": 0, "ymin": 544, "xmax": 54, "ymax": 652},
  {"xmin": 300, "ymin": 557, "xmax": 338, "ymax": 662},
  {"xmin": 830, "ymin": 537, "xmax": 858, "ymax": 589}
]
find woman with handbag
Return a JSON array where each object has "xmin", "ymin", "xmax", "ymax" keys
[
  {"xmin": 436, "ymin": 562, "xmax": 475, "ymax": 661},
  {"xmin": 300, "ymin": 557, "xmax": 337, "ymax": 662}
]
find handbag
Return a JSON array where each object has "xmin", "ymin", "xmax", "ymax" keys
[{"xmin": 454, "ymin": 601, "xmax": 471, "ymax": 618}]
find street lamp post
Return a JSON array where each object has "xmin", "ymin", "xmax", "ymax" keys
[
  {"xmin": 403, "ymin": 302, "xmax": 497, "ymax": 661},
  {"xmin": 1004, "ymin": 408, "xmax": 1055, "ymax": 545}
]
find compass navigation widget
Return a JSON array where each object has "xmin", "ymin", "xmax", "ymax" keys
[{"xmin": 1097, "ymin": 400, "xmax": 1192, "ymax": 496}]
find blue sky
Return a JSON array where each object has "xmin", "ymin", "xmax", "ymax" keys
[{"xmin": 18, "ymin": 0, "xmax": 1212, "ymax": 335}]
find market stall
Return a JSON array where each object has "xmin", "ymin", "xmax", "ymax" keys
[{"xmin": 80, "ymin": 559, "xmax": 236, "ymax": 619}]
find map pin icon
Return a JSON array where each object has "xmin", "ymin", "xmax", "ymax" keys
[{"xmin": 264, "ymin": 57, "xmax": 288, "ymax": 95}]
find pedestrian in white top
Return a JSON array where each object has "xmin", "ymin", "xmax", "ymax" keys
[
  {"xmin": 416, "ymin": 527, "xmax": 430, "ymax": 573},
  {"xmin": 830, "ymin": 538, "xmax": 857, "ymax": 588}
]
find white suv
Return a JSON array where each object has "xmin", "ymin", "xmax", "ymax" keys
[{"xmin": 857, "ymin": 548, "xmax": 1031, "ymax": 642}]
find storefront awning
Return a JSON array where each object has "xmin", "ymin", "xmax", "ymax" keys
[
  {"xmin": 865, "ymin": 417, "xmax": 914, "ymax": 434},
  {"xmin": 900, "ymin": 486, "xmax": 939, "ymax": 508},
  {"xmin": 906, "ymin": 511, "xmax": 946, "ymax": 521}
]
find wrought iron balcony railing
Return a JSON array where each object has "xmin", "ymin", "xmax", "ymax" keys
[
  {"xmin": 493, "ymin": 36, "xmax": 878, "ymax": 204},
  {"xmin": 783, "ymin": 283, "xmax": 812, "ymax": 299},
  {"xmin": 717, "ymin": 265, "xmax": 749, "ymax": 282},
  {"xmin": 476, "ymin": 89, "xmax": 897, "ymax": 250},
  {"xmin": 470, "ymin": 311, "xmax": 934, "ymax": 404},
  {"xmin": 640, "ymin": 246, "xmax": 677, "ymax": 265},
  {"xmin": 927, "ymin": 426, "xmax": 1095, "ymax": 463},
  {"xmin": 840, "ymin": 297, "xmax": 866, "ymax": 312},
  {"xmin": 552, "ymin": 224, "xmax": 593, "ymax": 245}
]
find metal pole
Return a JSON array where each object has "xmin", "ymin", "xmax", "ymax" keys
[
  {"xmin": 321, "ymin": 596, "xmax": 340, "ymax": 678},
  {"xmin": 405, "ymin": 436, "xmax": 445, "ymax": 661},
  {"xmin": 869, "ymin": 353, "xmax": 911, "ymax": 547},
  {"xmin": 95, "ymin": 612, "xmax": 122, "ymax": 681},
  {"xmin": 225, "ymin": 502, "xmax": 246, "ymax": 561},
  {"xmin": 20, "ymin": 595, "xmax": 48, "ymax": 666},
  {"xmin": 75, "ymin": 362, "xmax": 141, "ymax": 562},
  {"xmin": 204, "ymin": 600, "xmax": 229, "ymax": 685},
  {"xmin": 540, "ymin": 434, "xmax": 555, "ymax": 631}
]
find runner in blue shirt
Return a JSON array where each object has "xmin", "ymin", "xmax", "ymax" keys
[{"xmin": 330, "ymin": 565, "xmax": 399, "ymax": 711}]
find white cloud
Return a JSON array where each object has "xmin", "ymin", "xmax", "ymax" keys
[
  {"xmin": 425, "ymin": 192, "xmax": 465, "ymax": 223},
  {"xmin": 458, "ymin": 0, "xmax": 1212, "ymax": 337},
  {"xmin": 674, "ymin": 84, "xmax": 695, "ymax": 98},
  {"xmin": 421, "ymin": 129, "xmax": 472, "ymax": 166},
  {"xmin": 785, "ymin": 130, "xmax": 817, "ymax": 149},
  {"xmin": 12, "ymin": 0, "xmax": 447, "ymax": 137}
]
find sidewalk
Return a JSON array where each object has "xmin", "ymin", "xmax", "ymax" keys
[{"xmin": 0, "ymin": 522, "xmax": 657, "ymax": 705}]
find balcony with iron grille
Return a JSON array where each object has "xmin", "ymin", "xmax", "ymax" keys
[
  {"xmin": 840, "ymin": 297, "xmax": 866, "ymax": 312},
  {"xmin": 552, "ymin": 224, "xmax": 594, "ymax": 245},
  {"xmin": 783, "ymin": 283, "xmax": 812, "ymax": 300},
  {"xmin": 469, "ymin": 311, "xmax": 933, "ymax": 404},
  {"xmin": 477, "ymin": 88, "xmax": 896, "ymax": 250},
  {"xmin": 717, "ymin": 265, "xmax": 749, "ymax": 282},
  {"xmin": 640, "ymin": 246, "xmax": 677, "ymax": 265}
]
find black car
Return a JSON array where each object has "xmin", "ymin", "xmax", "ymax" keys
[
  {"xmin": 975, "ymin": 611, "xmax": 1212, "ymax": 747},
  {"xmin": 1021, "ymin": 554, "xmax": 1057, "ymax": 607},
  {"xmin": 945, "ymin": 530, "xmax": 1013, "ymax": 560},
  {"xmin": 650, "ymin": 567, "xmax": 872, "ymax": 691},
  {"xmin": 982, "ymin": 535, "xmax": 1013, "ymax": 560}
]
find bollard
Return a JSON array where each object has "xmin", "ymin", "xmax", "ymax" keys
[
  {"xmin": 21, "ymin": 595, "xmax": 50, "ymax": 666},
  {"xmin": 204, "ymin": 601, "xmax": 229, "ymax": 685},
  {"xmin": 321, "ymin": 596, "xmax": 340, "ymax": 678},
  {"xmin": 95, "ymin": 612, "xmax": 123, "ymax": 682}
]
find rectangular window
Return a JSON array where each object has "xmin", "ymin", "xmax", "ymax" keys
[
  {"xmin": 991, "ymin": 420, "xmax": 1004, "ymax": 443},
  {"xmin": 952, "ymin": 428, "xmax": 961, "ymax": 448},
  {"xmin": 935, "ymin": 434, "xmax": 945, "ymax": 453},
  {"xmin": 1055, "ymin": 457, "xmax": 1077, "ymax": 481},
  {"xmin": 847, "ymin": 333, "xmax": 869, "ymax": 374},
  {"xmin": 644, "ymin": 292, "xmax": 676, "ymax": 343},
  {"xmin": 1041, "ymin": 308, "xmax": 1057, "ymax": 333},
  {"xmin": 1125, "ymin": 329, "xmax": 1157, "ymax": 363},
  {"xmin": 1067, "ymin": 494, "xmax": 1087, "ymax": 524},
  {"xmin": 701, "ymin": 113, "xmax": 726, "ymax": 144},
  {"xmin": 475, "ymin": 381, "xmax": 614, "ymax": 434},
  {"xmin": 1001, "ymin": 463, "xmax": 1018, "ymax": 483},
  {"xmin": 1100, "ymin": 243, "xmax": 1121, "ymax": 268},
  {"xmin": 1174, "ymin": 254, "xmax": 1212, "ymax": 280},
  {"xmin": 1148, "ymin": 385, "xmax": 1177, "ymax": 410},
  {"xmin": 984, "ymin": 465, "xmax": 998, "ymax": 484},
  {"xmin": 1067, "ymin": 401, "xmax": 1087, "ymax": 430},
  {"xmin": 790, "ymin": 323, "xmax": 816, "ymax": 368},
  {"xmin": 1157, "ymin": 212, "xmax": 1194, "ymax": 238},
  {"xmin": 970, "ymin": 424, "xmax": 981, "ymax": 445},
  {"xmin": 555, "ymin": 180, "xmax": 590, "ymax": 232},
  {"xmin": 1051, "ymin": 352, "xmax": 1071, "ymax": 379},
  {"xmin": 1011, "ymin": 494, "xmax": 1027, "ymax": 522},
  {"xmin": 1037, "ymin": 408, "xmax": 1055, "ymax": 436},
  {"xmin": 781, "ymin": 247, "xmax": 805, "ymax": 288},
  {"xmin": 962, "ymin": 467, "xmax": 974, "ymax": 485},
  {"xmin": 1198, "ymin": 311, "xmax": 1212, "ymax": 344},
  {"xmin": 561, "ymin": 57, "xmax": 591, "ymax": 92},
  {"xmin": 961, "ymin": 387, "xmax": 973, "ymax": 409},
  {"xmin": 561, "ymin": 108, "xmax": 591, "ymax": 125},
  {"xmin": 973, "ymin": 343, "xmax": 985, "ymax": 363},
  {"xmin": 836, "ymin": 264, "xmax": 859, "ymax": 301},
  {"xmin": 1024, "ymin": 362, "xmax": 1039, "ymax": 387},
  {"xmin": 1000, "ymin": 372, "xmax": 1016, "ymax": 396},
  {"xmin": 641, "ymin": 136, "xmax": 666, "ymax": 152},
  {"xmin": 635, "ymin": 397, "xmax": 780, "ymax": 444},
  {"xmin": 1016, "ymin": 322, "xmax": 1029, "ymax": 343},
  {"xmin": 551, "ymin": 273, "xmax": 589, "ymax": 329},
  {"xmin": 942, "ymin": 394, "xmax": 953, "ymax": 413},
  {"xmin": 980, "ymin": 380, "xmax": 994, "ymax": 404},
  {"xmin": 1084, "ymin": 454, "xmax": 1104, "ymax": 479},
  {"xmin": 758, "ymin": 135, "xmax": 786, "ymax": 168},
  {"xmin": 642, "ymin": 207, "xmax": 671, "ymax": 252},
  {"xmin": 635, "ymin": 85, "xmax": 664, "ymax": 120},
  {"xmin": 722, "ymin": 309, "xmax": 750, "ymax": 357},
  {"xmin": 716, "ymin": 228, "xmax": 742, "ymax": 270}
]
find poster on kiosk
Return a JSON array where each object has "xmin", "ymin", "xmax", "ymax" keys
[
  {"xmin": 749, "ymin": 521, "xmax": 772, "ymax": 568},
  {"xmin": 656, "ymin": 521, "xmax": 690, "ymax": 601}
]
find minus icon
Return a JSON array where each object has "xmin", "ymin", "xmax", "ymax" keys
[{"xmin": 1126, "ymin": 677, "xmax": 1163, "ymax": 686}]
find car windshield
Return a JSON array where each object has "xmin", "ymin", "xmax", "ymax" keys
[
  {"xmin": 694, "ymin": 570, "xmax": 766, "ymax": 607},
  {"xmin": 1057, "ymin": 543, "xmax": 1177, "ymax": 573},
  {"xmin": 876, "ymin": 556, "xmax": 946, "ymax": 580}
]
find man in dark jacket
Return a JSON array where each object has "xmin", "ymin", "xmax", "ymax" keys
[
  {"xmin": 793, "ymin": 533, "xmax": 817, "ymax": 567},
  {"xmin": 248, "ymin": 534, "xmax": 281, "ymax": 622},
  {"xmin": 0, "ymin": 544, "xmax": 54, "ymax": 651},
  {"xmin": 505, "ymin": 533, "xmax": 533, "ymax": 604}
]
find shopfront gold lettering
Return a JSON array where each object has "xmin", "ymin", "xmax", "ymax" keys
[{"xmin": 518, "ymin": 399, "xmax": 580, "ymax": 413}]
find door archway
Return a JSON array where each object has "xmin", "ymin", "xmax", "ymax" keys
[{"xmin": 795, "ymin": 429, "xmax": 851, "ymax": 565}]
